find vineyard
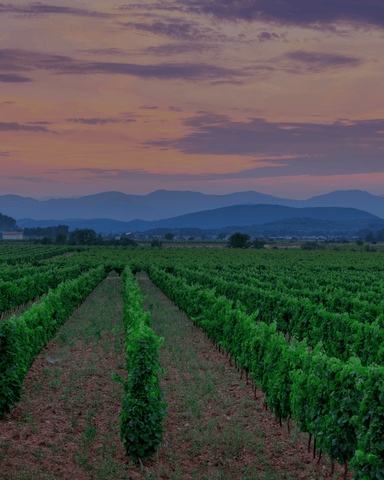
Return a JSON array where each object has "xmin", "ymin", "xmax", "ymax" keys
[{"xmin": 0, "ymin": 244, "xmax": 383, "ymax": 480}]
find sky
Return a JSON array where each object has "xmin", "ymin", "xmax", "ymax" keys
[{"xmin": 1, "ymin": 0, "xmax": 384, "ymax": 200}]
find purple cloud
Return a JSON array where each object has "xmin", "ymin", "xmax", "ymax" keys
[
  {"xmin": 65, "ymin": 117, "xmax": 136, "ymax": 125},
  {"xmin": 119, "ymin": 20, "xmax": 216, "ymax": 42},
  {"xmin": 0, "ymin": 73, "xmax": 33, "ymax": 82},
  {"xmin": 75, "ymin": 48, "xmax": 126, "ymax": 56},
  {"xmin": 0, "ymin": 121, "xmax": 56, "ymax": 133},
  {"xmin": 141, "ymin": 114, "xmax": 384, "ymax": 175},
  {"xmin": 26, "ymin": 121, "xmax": 53, "ymax": 125},
  {"xmin": 0, "ymin": 48, "xmax": 364, "ymax": 85},
  {"xmin": 175, "ymin": 0, "xmax": 384, "ymax": 31},
  {"xmin": 0, "ymin": 2, "xmax": 112, "ymax": 18},
  {"xmin": 143, "ymin": 43, "xmax": 220, "ymax": 56}
]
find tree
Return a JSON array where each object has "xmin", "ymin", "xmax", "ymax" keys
[
  {"xmin": 365, "ymin": 230, "xmax": 375, "ymax": 243},
  {"xmin": 218, "ymin": 233, "xmax": 226, "ymax": 240},
  {"xmin": 377, "ymin": 228, "xmax": 384, "ymax": 242},
  {"xmin": 151, "ymin": 238, "xmax": 162, "ymax": 247},
  {"xmin": 252, "ymin": 238, "xmax": 266, "ymax": 249},
  {"xmin": 55, "ymin": 231, "xmax": 67, "ymax": 245},
  {"xmin": 227, "ymin": 232, "xmax": 250, "ymax": 249},
  {"xmin": 41, "ymin": 236, "xmax": 55, "ymax": 244},
  {"xmin": 68, "ymin": 228, "xmax": 98, "ymax": 245},
  {"xmin": 301, "ymin": 241, "xmax": 319, "ymax": 250},
  {"xmin": 164, "ymin": 233, "xmax": 174, "ymax": 241},
  {"xmin": 120, "ymin": 237, "xmax": 137, "ymax": 247},
  {"xmin": 356, "ymin": 239, "xmax": 364, "ymax": 246}
]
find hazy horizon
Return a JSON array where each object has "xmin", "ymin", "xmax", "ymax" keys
[
  {"xmin": 1, "ymin": 1, "xmax": 384, "ymax": 199},
  {"xmin": 4, "ymin": 188, "xmax": 384, "ymax": 203}
]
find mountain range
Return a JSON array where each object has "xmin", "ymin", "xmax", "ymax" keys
[
  {"xmin": 0, "ymin": 189, "xmax": 383, "ymax": 224},
  {"xmin": 15, "ymin": 204, "xmax": 380, "ymax": 234}
]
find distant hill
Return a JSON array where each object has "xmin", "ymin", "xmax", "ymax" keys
[
  {"xmin": 0, "ymin": 189, "xmax": 383, "ymax": 222},
  {"xmin": 120, "ymin": 204, "xmax": 379, "ymax": 230},
  {"xmin": 17, "ymin": 204, "xmax": 379, "ymax": 233}
]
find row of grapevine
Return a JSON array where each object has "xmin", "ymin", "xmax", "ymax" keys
[
  {"xmin": 0, "ymin": 265, "xmax": 110, "ymax": 416},
  {"xmin": 111, "ymin": 266, "xmax": 167, "ymax": 464},
  {"xmin": 190, "ymin": 265, "xmax": 384, "ymax": 319},
  {"xmin": 0, "ymin": 245, "xmax": 80, "ymax": 265},
  {"xmin": 146, "ymin": 266, "xmax": 384, "ymax": 480},
  {"xmin": 0, "ymin": 264, "xmax": 89, "ymax": 315},
  {"xmin": 170, "ymin": 266, "xmax": 384, "ymax": 366}
]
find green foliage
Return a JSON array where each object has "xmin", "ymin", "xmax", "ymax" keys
[
  {"xmin": 41, "ymin": 236, "xmax": 55, "ymax": 245},
  {"xmin": 0, "ymin": 265, "xmax": 108, "ymax": 416},
  {"xmin": 151, "ymin": 239, "xmax": 162, "ymax": 248},
  {"xmin": 55, "ymin": 231, "xmax": 68, "ymax": 245},
  {"xmin": 0, "ymin": 212, "xmax": 17, "ymax": 231},
  {"xmin": 112, "ymin": 267, "xmax": 167, "ymax": 462},
  {"xmin": 227, "ymin": 232, "xmax": 250, "ymax": 249},
  {"xmin": 120, "ymin": 237, "xmax": 137, "ymax": 247},
  {"xmin": 301, "ymin": 241, "xmax": 324, "ymax": 250},
  {"xmin": 23, "ymin": 225, "xmax": 69, "ymax": 239},
  {"xmin": 68, "ymin": 228, "xmax": 101, "ymax": 245},
  {"xmin": 146, "ymin": 264, "xmax": 384, "ymax": 480},
  {"xmin": 252, "ymin": 238, "xmax": 266, "ymax": 249},
  {"xmin": 164, "ymin": 233, "xmax": 174, "ymax": 241}
]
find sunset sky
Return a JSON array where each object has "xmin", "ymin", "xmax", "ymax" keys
[{"xmin": 1, "ymin": 0, "xmax": 384, "ymax": 200}]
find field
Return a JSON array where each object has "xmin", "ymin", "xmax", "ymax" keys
[{"xmin": 0, "ymin": 244, "xmax": 383, "ymax": 480}]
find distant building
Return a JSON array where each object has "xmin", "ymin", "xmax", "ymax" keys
[{"xmin": 2, "ymin": 231, "xmax": 23, "ymax": 240}]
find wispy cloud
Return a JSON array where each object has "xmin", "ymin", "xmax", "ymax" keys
[
  {"xmin": 0, "ymin": 151, "xmax": 11, "ymax": 156},
  {"xmin": 0, "ymin": 73, "xmax": 33, "ymax": 82},
  {"xmin": 0, "ymin": 49, "xmax": 245, "ymax": 84},
  {"xmin": 65, "ymin": 117, "xmax": 136, "ymax": 125},
  {"xmin": 142, "ymin": 113, "xmax": 384, "ymax": 167},
  {"xmin": 0, "ymin": 2, "xmax": 112, "ymax": 18},
  {"xmin": 0, "ymin": 48, "xmax": 364, "ymax": 87},
  {"xmin": 143, "ymin": 43, "xmax": 221, "ymax": 56},
  {"xmin": 75, "ymin": 48, "xmax": 126, "ymax": 56},
  {"xmin": 118, "ymin": 19, "xmax": 218, "ymax": 42},
  {"xmin": 0, "ymin": 121, "xmax": 56, "ymax": 133},
  {"xmin": 30, "ymin": 153, "xmax": 384, "ymax": 183},
  {"xmin": 126, "ymin": 0, "xmax": 384, "ymax": 32},
  {"xmin": 26, "ymin": 121, "xmax": 53, "ymax": 125},
  {"xmin": 1, "ymin": 175, "xmax": 66, "ymax": 183}
]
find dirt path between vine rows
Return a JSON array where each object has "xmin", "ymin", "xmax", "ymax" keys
[
  {"xmin": 0, "ymin": 270, "xmax": 132, "ymax": 480},
  {"xmin": 134, "ymin": 271, "xmax": 352, "ymax": 480}
]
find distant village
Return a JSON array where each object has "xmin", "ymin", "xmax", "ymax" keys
[{"xmin": 0, "ymin": 228, "xmax": 367, "ymax": 242}]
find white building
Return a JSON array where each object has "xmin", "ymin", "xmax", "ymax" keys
[{"xmin": 2, "ymin": 231, "xmax": 23, "ymax": 240}]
